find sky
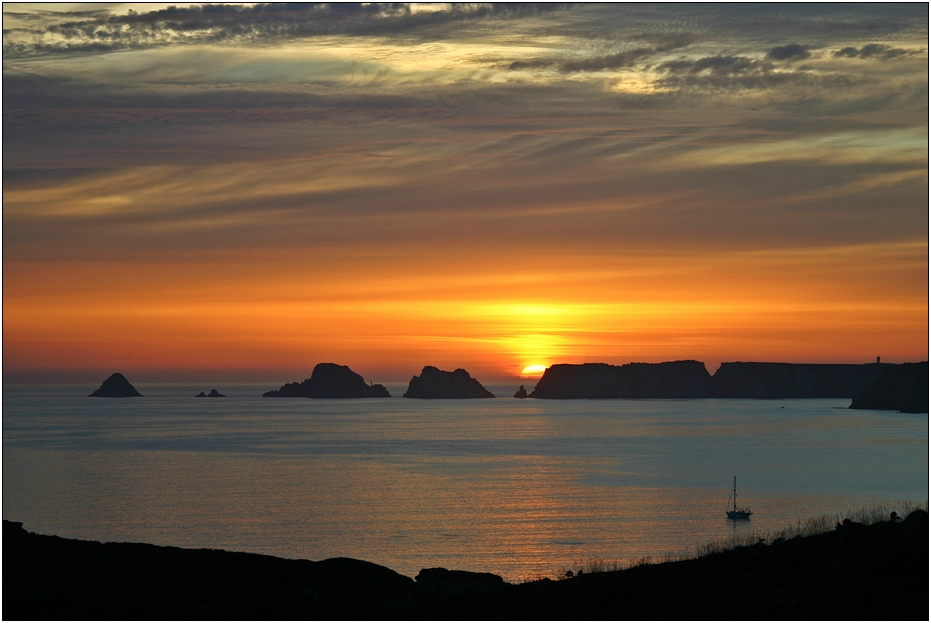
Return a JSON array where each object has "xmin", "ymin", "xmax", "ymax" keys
[{"xmin": 3, "ymin": 3, "xmax": 928, "ymax": 385}]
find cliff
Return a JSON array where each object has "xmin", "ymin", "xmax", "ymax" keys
[
  {"xmin": 529, "ymin": 361, "xmax": 712, "ymax": 399},
  {"xmin": 711, "ymin": 362, "xmax": 891, "ymax": 399},
  {"xmin": 88, "ymin": 373, "xmax": 142, "ymax": 398},
  {"xmin": 403, "ymin": 366, "xmax": 495, "ymax": 398},
  {"xmin": 849, "ymin": 362, "xmax": 928, "ymax": 413},
  {"xmin": 263, "ymin": 363, "xmax": 391, "ymax": 398}
]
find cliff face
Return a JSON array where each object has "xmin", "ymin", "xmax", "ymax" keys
[
  {"xmin": 403, "ymin": 366, "xmax": 495, "ymax": 398},
  {"xmin": 711, "ymin": 362, "xmax": 890, "ymax": 399},
  {"xmin": 849, "ymin": 362, "xmax": 929, "ymax": 413},
  {"xmin": 529, "ymin": 361, "xmax": 712, "ymax": 399},
  {"xmin": 263, "ymin": 363, "xmax": 391, "ymax": 398},
  {"xmin": 89, "ymin": 373, "xmax": 142, "ymax": 397}
]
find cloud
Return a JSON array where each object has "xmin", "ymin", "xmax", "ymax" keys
[
  {"xmin": 659, "ymin": 55, "xmax": 770, "ymax": 76},
  {"xmin": 834, "ymin": 43, "xmax": 918, "ymax": 60},
  {"xmin": 766, "ymin": 43, "xmax": 811, "ymax": 61},
  {"xmin": 508, "ymin": 34, "xmax": 696, "ymax": 74},
  {"xmin": 507, "ymin": 59, "xmax": 556, "ymax": 71},
  {"xmin": 654, "ymin": 54, "xmax": 808, "ymax": 91},
  {"xmin": 558, "ymin": 47, "xmax": 658, "ymax": 73},
  {"xmin": 4, "ymin": 3, "xmax": 570, "ymax": 58}
]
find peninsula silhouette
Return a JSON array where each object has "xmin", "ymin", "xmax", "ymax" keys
[
  {"xmin": 850, "ymin": 361, "xmax": 928, "ymax": 413},
  {"xmin": 529, "ymin": 360, "xmax": 901, "ymax": 400}
]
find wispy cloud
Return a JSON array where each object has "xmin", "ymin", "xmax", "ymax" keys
[{"xmin": 3, "ymin": 3, "xmax": 569, "ymax": 57}]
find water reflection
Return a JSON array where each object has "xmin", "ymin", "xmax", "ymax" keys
[{"xmin": 3, "ymin": 386, "xmax": 927, "ymax": 581}]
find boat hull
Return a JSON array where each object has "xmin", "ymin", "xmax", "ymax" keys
[{"xmin": 727, "ymin": 510, "xmax": 752, "ymax": 520}]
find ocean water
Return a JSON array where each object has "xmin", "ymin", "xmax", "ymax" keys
[{"xmin": 3, "ymin": 383, "xmax": 927, "ymax": 582}]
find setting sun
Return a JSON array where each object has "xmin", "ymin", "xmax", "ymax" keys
[{"xmin": 521, "ymin": 364, "xmax": 548, "ymax": 378}]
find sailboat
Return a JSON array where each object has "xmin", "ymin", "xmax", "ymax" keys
[{"xmin": 726, "ymin": 476, "xmax": 752, "ymax": 519}]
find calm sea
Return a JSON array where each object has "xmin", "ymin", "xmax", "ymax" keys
[{"xmin": 3, "ymin": 383, "xmax": 927, "ymax": 582}]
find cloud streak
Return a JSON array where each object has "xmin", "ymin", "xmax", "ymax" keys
[{"xmin": 4, "ymin": 3, "xmax": 569, "ymax": 57}]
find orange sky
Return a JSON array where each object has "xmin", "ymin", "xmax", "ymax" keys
[{"xmin": 3, "ymin": 4, "xmax": 928, "ymax": 384}]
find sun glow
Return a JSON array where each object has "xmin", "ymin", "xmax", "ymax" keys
[{"xmin": 521, "ymin": 364, "xmax": 548, "ymax": 378}]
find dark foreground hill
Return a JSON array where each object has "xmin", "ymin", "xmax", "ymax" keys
[{"xmin": 4, "ymin": 511, "xmax": 927, "ymax": 620}]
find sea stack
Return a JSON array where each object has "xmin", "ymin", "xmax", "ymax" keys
[
  {"xmin": 514, "ymin": 385, "xmax": 528, "ymax": 398},
  {"xmin": 89, "ymin": 373, "xmax": 142, "ymax": 397},
  {"xmin": 263, "ymin": 363, "xmax": 391, "ymax": 398},
  {"xmin": 403, "ymin": 366, "xmax": 495, "ymax": 398}
]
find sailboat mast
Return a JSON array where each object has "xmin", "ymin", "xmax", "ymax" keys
[{"xmin": 733, "ymin": 476, "xmax": 737, "ymax": 512}]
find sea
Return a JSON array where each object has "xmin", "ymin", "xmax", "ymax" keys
[{"xmin": 3, "ymin": 383, "xmax": 928, "ymax": 582}]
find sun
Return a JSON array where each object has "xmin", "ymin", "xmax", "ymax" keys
[{"xmin": 520, "ymin": 364, "xmax": 548, "ymax": 378}]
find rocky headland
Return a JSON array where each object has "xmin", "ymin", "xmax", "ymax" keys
[
  {"xmin": 263, "ymin": 363, "xmax": 390, "ymax": 398},
  {"xmin": 849, "ymin": 361, "xmax": 929, "ymax": 413},
  {"xmin": 529, "ymin": 361, "xmax": 713, "ymax": 399},
  {"xmin": 711, "ymin": 361, "xmax": 891, "ymax": 399},
  {"xmin": 403, "ymin": 366, "xmax": 495, "ymax": 398},
  {"xmin": 527, "ymin": 360, "xmax": 910, "ymax": 401},
  {"xmin": 88, "ymin": 372, "xmax": 142, "ymax": 397},
  {"xmin": 4, "ymin": 510, "xmax": 926, "ymax": 619}
]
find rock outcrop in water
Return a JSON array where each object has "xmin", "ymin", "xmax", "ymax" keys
[
  {"xmin": 263, "ymin": 363, "xmax": 390, "ymax": 398},
  {"xmin": 529, "ymin": 361, "xmax": 712, "ymax": 399},
  {"xmin": 196, "ymin": 390, "xmax": 225, "ymax": 398},
  {"xmin": 514, "ymin": 385, "xmax": 528, "ymax": 399},
  {"xmin": 711, "ymin": 362, "xmax": 891, "ymax": 399},
  {"xmin": 849, "ymin": 361, "xmax": 928, "ymax": 413},
  {"xmin": 403, "ymin": 366, "xmax": 495, "ymax": 398},
  {"xmin": 89, "ymin": 373, "xmax": 142, "ymax": 397}
]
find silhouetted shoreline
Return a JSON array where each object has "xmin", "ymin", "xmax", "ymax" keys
[{"xmin": 4, "ymin": 511, "xmax": 927, "ymax": 619}]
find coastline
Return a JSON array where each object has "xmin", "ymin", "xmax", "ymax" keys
[{"xmin": 4, "ymin": 511, "xmax": 927, "ymax": 619}]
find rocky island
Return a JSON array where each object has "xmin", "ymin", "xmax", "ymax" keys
[
  {"xmin": 403, "ymin": 366, "xmax": 495, "ymax": 398},
  {"xmin": 529, "ymin": 361, "xmax": 713, "ymax": 399},
  {"xmin": 849, "ymin": 361, "xmax": 928, "ymax": 413},
  {"xmin": 88, "ymin": 373, "xmax": 142, "ymax": 397},
  {"xmin": 263, "ymin": 363, "xmax": 390, "ymax": 398}
]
